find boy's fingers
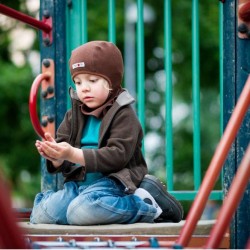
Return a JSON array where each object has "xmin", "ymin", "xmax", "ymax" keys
[
  {"xmin": 44, "ymin": 132, "xmax": 55, "ymax": 142},
  {"xmin": 40, "ymin": 152, "xmax": 57, "ymax": 162},
  {"xmin": 44, "ymin": 141, "xmax": 60, "ymax": 151},
  {"xmin": 42, "ymin": 142, "xmax": 56, "ymax": 153}
]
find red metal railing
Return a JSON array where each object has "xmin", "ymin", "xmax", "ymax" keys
[
  {"xmin": 0, "ymin": 4, "xmax": 52, "ymax": 44},
  {"xmin": 205, "ymin": 143, "xmax": 250, "ymax": 248},
  {"xmin": 0, "ymin": 4, "xmax": 51, "ymax": 33},
  {"xmin": 29, "ymin": 59, "xmax": 55, "ymax": 139},
  {"xmin": 0, "ymin": 172, "xmax": 29, "ymax": 249},
  {"xmin": 176, "ymin": 75, "xmax": 250, "ymax": 248},
  {"xmin": 29, "ymin": 73, "xmax": 51, "ymax": 139}
]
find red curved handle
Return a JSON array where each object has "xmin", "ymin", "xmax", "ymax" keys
[{"xmin": 29, "ymin": 72, "xmax": 50, "ymax": 139}]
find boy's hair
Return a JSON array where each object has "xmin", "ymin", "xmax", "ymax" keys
[{"xmin": 69, "ymin": 41, "xmax": 123, "ymax": 94}]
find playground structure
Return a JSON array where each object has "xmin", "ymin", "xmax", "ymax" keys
[{"xmin": 0, "ymin": 1, "xmax": 249, "ymax": 249}]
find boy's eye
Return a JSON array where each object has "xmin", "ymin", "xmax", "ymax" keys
[
  {"xmin": 74, "ymin": 81, "xmax": 81, "ymax": 85},
  {"xmin": 89, "ymin": 78, "xmax": 98, "ymax": 83}
]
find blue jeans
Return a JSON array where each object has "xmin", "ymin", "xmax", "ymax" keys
[{"xmin": 30, "ymin": 177, "xmax": 157, "ymax": 225}]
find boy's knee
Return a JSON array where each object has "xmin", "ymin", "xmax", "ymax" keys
[
  {"xmin": 30, "ymin": 196, "xmax": 69, "ymax": 225},
  {"xmin": 66, "ymin": 193, "xmax": 105, "ymax": 225},
  {"xmin": 66, "ymin": 194, "xmax": 128, "ymax": 225},
  {"xmin": 66, "ymin": 197, "xmax": 92, "ymax": 225},
  {"xmin": 30, "ymin": 205, "xmax": 57, "ymax": 224}
]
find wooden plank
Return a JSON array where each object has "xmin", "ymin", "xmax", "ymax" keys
[{"xmin": 20, "ymin": 220, "xmax": 216, "ymax": 236}]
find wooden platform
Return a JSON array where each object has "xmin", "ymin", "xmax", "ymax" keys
[{"xmin": 20, "ymin": 220, "xmax": 215, "ymax": 235}]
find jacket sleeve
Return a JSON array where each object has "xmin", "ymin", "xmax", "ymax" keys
[
  {"xmin": 83, "ymin": 106, "xmax": 144, "ymax": 173},
  {"xmin": 47, "ymin": 110, "xmax": 74, "ymax": 174}
]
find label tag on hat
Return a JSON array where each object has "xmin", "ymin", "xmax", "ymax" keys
[{"xmin": 72, "ymin": 62, "xmax": 85, "ymax": 69}]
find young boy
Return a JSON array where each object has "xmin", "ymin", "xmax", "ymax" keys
[{"xmin": 31, "ymin": 41, "xmax": 183, "ymax": 225}]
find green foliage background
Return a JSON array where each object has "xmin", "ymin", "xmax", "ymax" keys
[{"xmin": 0, "ymin": 0, "xmax": 221, "ymax": 214}]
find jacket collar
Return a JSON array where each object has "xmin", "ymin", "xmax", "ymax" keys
[{"xmin": 116, "ymin": 89, "xmax": 135, "ymax": 106}]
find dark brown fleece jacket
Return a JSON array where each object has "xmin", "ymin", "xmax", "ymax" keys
[{"xmin": 46, "ymin": 88, "xmax": 148, "ymax": 193}]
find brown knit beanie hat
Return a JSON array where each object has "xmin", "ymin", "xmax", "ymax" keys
[{"xmin": 69, "ymin": 41, "xmax": 123, "ymax": 93}]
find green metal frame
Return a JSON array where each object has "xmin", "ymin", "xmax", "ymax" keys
[
  {"xmin": 64, "ymin": 0, "xmax": 224, "ymax": 201},
  {"xmin": 164, "ymin": 0, "xmax": 224, "ymax": 200}
]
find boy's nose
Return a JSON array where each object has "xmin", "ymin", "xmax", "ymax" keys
[{"xmin": 82, "ymin": 82, "xmax": 90, "ymax": 91}]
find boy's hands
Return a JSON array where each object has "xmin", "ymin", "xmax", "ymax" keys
[{"xmin": 35, "ymin": 132, "xmax": 85, "ymax": 167}]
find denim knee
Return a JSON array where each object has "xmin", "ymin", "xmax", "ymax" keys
[
  {"xmin": 30, "ymin": 192, "xmax": 59, "ymax": 224},
  {"xmin": 66, "ymin": 192, "xmax": 137, "ymax": 225},
  {"xmin": 66, "ymin": 193, "xmax": 95, "ymax": 225},
  {"xmin": 30, "ymin": 182, "xmax": 79, "ymax": 225}
]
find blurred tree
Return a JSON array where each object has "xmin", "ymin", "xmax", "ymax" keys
[{"xmin": 0, "ymin": 0, "xmax": 40, "ymax": 206}]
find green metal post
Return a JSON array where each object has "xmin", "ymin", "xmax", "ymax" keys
[
  {"xmin": 108, "ymin": 0, "xmax": 116, "ymax": 43},
  {"xmin": 219, "ymin": 2, "xmax": 224, "ymax": 134},
  {"xmin": 219, "ymin": 0, "xmax": 224, "ymax": 185},
  {"xmin": 40, "ymin": 0, "xmax": 67, "ymax": 191},
  {"xmin": 192, "ymin": 0, "xmax": 201, "ymax": 190},
  {"xmin": 67, "ymin": 0, "xmax": 87, "ymax": 51},
  {"xmin": 66, "ymin": 0, "xmax": 87, "ymax": 107},
  {"xmin": 136, "ymin": 0, "xmax": 145, "ymax": 135},
  {"xmin": 164, "ymin": 0, "xmax": 173, "ymax": 191},
  {"xmin": 80, "ymin": 0, "xmax": 88, "ymax": 44}
]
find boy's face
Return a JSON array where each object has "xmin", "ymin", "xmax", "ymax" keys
[{"xmin": 73, "ymin": 73, "xmax": 110, "ymax": 109}]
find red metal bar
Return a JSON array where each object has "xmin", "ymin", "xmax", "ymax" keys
[
  {"xmin": 0, "ymin": 4, "xmax": 51, "ymax": 33},
  {"xmin": 246, "ymin": 238, "xmax": 250, "ymax": 249},
  {"xmin": 0, "ymin": 172, "xmax": 29, "ymax": 249},
  {"xmin": 29, "ymin": 72, "xmax": 51, "ymax": 139},
  {"xmin": 176, "ymin": 75, "xmax": 250, "ymax": 248},
  {"xmin": 15, "ymin": 208, "xmax": 32, "ymax": 220},
  {"xmin": 205, "ymin": 144, "xmax": 250, "ymax": 249}
]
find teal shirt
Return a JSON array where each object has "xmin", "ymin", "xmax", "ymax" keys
[
  {"xmin": 77, "ymin": 116, "xmax": 103, "ymax": 186},
  {"xmin": 81, "ymin": 115, "xmax": 101, "ymax": 149}
]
